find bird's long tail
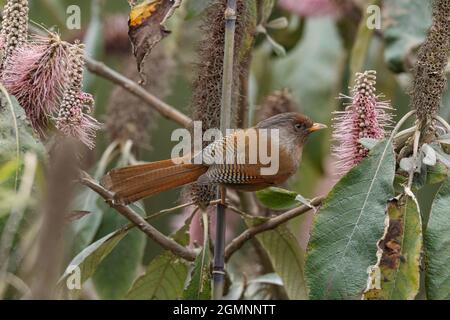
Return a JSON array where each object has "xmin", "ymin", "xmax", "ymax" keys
[{"xmin": 101, "ymin": 158, "xmax": 208, "ymax": 204}]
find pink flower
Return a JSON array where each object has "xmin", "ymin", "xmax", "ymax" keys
[
  {"xmin": 55, "ymin": 42, "xmax": 101, "ymax": 149},
  {"xmin": 56, "ymin": 90, "xmax": 101, "ymax": 150},
  {"xmin": 2, "ymin": 35, "xmax": 70, "ymax": 135},
  {"xmin": 279, "ymin": 0, "xmax": 342, "ymax": 17},
  {"xmin": 332, "ymin": 71, "xmax": 393, "ymax": 175}
]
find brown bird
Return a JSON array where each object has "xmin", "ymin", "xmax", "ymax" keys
[{"xmin": 101, "ymin": 112, "xmax": 326, "ymax": 205}]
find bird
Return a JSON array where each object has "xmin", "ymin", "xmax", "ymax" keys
[{"xmin": 101, "ymin": 112, "xmax": 327, "ymax": 205}]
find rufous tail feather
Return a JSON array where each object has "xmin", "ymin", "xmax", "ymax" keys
[{"xmin": 101, "ymin": 158, "xmax": 207, "ymax": 204}]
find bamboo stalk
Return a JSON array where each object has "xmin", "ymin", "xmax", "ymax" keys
[{"xmin": 213, "ymin": 0, "xmax": 237, "ymax": 300}]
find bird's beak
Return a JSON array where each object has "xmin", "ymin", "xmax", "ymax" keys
[{"xmin": 308, "ymin": 123, "xmax": 327, "ymax": 133}]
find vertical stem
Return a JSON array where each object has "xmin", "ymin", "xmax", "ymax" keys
[{"xmin": 213, "ymin": 0, "xmax": 237, "ymax": 300}]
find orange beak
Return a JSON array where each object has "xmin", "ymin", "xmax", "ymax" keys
[{"xmin": 308, "ymin": 123, "xmax": 327, "ymax": 133}]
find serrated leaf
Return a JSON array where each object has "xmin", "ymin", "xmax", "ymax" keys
[
  {"xmin": 424, "ymin": 177, "xmax": 450, "ymax": 299},
  {"xmin": 363, "ymin": 195, "xmax": 422, "ymax": 300},
  {"xmin": 125, "ymin": 211, "xmax": 194, "ymax": 299},
  {"xmin": 383, "ymin": 0, "xmax": 432, "ymax": 73},
  {"xmin": 305, "ymin": 139, "xmax": 396, "ymax": 299},
  {"xmin": 59, "ymin": 227, "xmax": 130, "ymax": 294},
  {"xmin": 256, "ymin": 187, "xmax": 302, "ymax": 210},
  {"xmin": 125, "ymin": 252, "xmax": 188, "ymax": 299},
  {"xmin": 256, "ymin": 224, "xmax": 307, "ymax": 300}
]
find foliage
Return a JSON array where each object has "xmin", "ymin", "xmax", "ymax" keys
[{"xmin": 1, "ymin": 0, "xmax": 450, "ymax": 302}]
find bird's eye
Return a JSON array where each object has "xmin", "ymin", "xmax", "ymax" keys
[{"xmin": 294, "ymin": 123, "xmax": 303, "ymax": 130}]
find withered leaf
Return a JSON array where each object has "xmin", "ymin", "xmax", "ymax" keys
[
  {"xmin": 66, "ymin": 210, "xmax": 91, "ymax": 222},
  {"xmin": 128, "ymin": 0, "xmax": 181, "ymax": 84}
]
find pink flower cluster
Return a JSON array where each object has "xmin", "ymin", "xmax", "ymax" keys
[
  {"xmin": 54, "ymin": 43, "xmax": 101, "ymax": 149},
  {"xmin": 332, "ymin": 71, "xmax": 393, "ymax": 175},
  {"xmin": 0, "ymin": 0, "xmax": 100, "ymax": 148},
  {"xmin": 0, "ymin": 32, "xmax": 100, "ymax": 148},
  {"xmin": 279, "ymin": 0, "xmax": 342, "ymax": 17},
  {"xmin": 56, "ymin": 90, "xmax": 100, "ymax": 150},
  {"xmin": 2, "ymin": 35, "xmax": 69, "ymax": 135}
]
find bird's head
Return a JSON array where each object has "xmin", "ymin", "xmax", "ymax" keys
[{"xmin": 256, "ymin": 112, "xmax": 327, "ymax": 145}]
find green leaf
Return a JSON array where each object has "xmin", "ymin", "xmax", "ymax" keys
[
  {"xmin": 92, "ymin": 203, "xmax": 145, "ymax": 299},
  {"xmin": 363, "ymin": 195, "xmax": 422, "ymax": 300},
  {"xmin": 359, "ymin": 138, "xmax": 380, "ymax": 151},
  {"xmin": 70, "ymin": 143, "xmax": 119, "ymax": 256},
  {"xmin": 426, "ymin": 162, "xmax": 449, "ymax": 185},
  {"xmin": 125, "ymin": 252, "xmax": 188, "ymax": 300},
  {"xmin": 424, "ymin": 177, "xmax": 450, "ymax": 299},
  {"xmin": 71, "ymin": 189, "xmax": 104, "ymax": 255},
  {"xmin": 305, "ymin": 139, "xmax": 396, "ymax": 299},
  {"xmin": 256, "ymin": 187, "xmax": 302, "ymax": 210},
  {"xmin": 124, "ymin": 209, "xmax": 194, "ymax": 299},
  {"xmin": 0, "ymin": 93, "xmax": 44, "ymax": 163},
  {"xmin": 183, "ymin": 213, "xmax": 211, "ymax": 300},
  {"xmin": 59, "ymin": 227, "xmax": 130, "ymax": 295},
  {"xmin": 256, "ymin": 225, "xmax": 308, "ymax": 300},
  {"xmin": 383, "ymin": 0, "xmax": 432, "ymax": 73},
  {"xmin": 0, "ymin": 159, "xmax": 20, "ymax": 184}
]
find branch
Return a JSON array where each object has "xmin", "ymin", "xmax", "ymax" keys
[
  {"xmin": 84, "ymin": 57, "xmax": 193, "ymax": 129},
  {"xmin": 79, "ymin": 171, "xmax": 197, "ymax": 262},
  {"xmin": 26, "ymin": 23, "xmax": 193, "ymax": 129},
  {"xmin": 224, "ymin": 196, "xmax": 325, "ymax": 262}
]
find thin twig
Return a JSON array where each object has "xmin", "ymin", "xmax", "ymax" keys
[
  {"xmin": 225, "ymin": 204, "xmax": 261, "ymax": 220},
  {"xmin": 26, "ymin": 23, "xmax": 193, "ymax": 129},
  {"xmin": 84, "ymin": 57, "xmax": 193, "ymax": 128},
  {"xmin": 407, "ymin": 130, "xmax": 421, "ymax": 189},
  {"xmin": 79, "ymin": 171, "xmax": 197, "ymax": 261},
  {"xmin": 435, "ymin": 115, "xmax": 450, "ymax": 133},
  {"xmin": 143, "ymin": 201, "xmax": 196, "ymax": 222},
  {"xmin": 224, "ymin": 196, "xmax": 325, "ymax": 262}
]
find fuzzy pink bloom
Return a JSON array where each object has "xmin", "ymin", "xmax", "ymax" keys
[
  {"xmin": 56, "ymin": 90, "xmax": 101, "ymax": 150},
  {"xmin": 2, "ymin": 35, "xmax": 70, "ymax": 135},
  {"xmin": 279, "ymin": 0, "xmax": 342, "ymax": 17},
  {"xmin": 332, "ymin": 70, "xmax": 393, "ymax": 175},
  {"xmin": 55, "ymin": 43, "xmax": 100, "ymax": 149}
]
